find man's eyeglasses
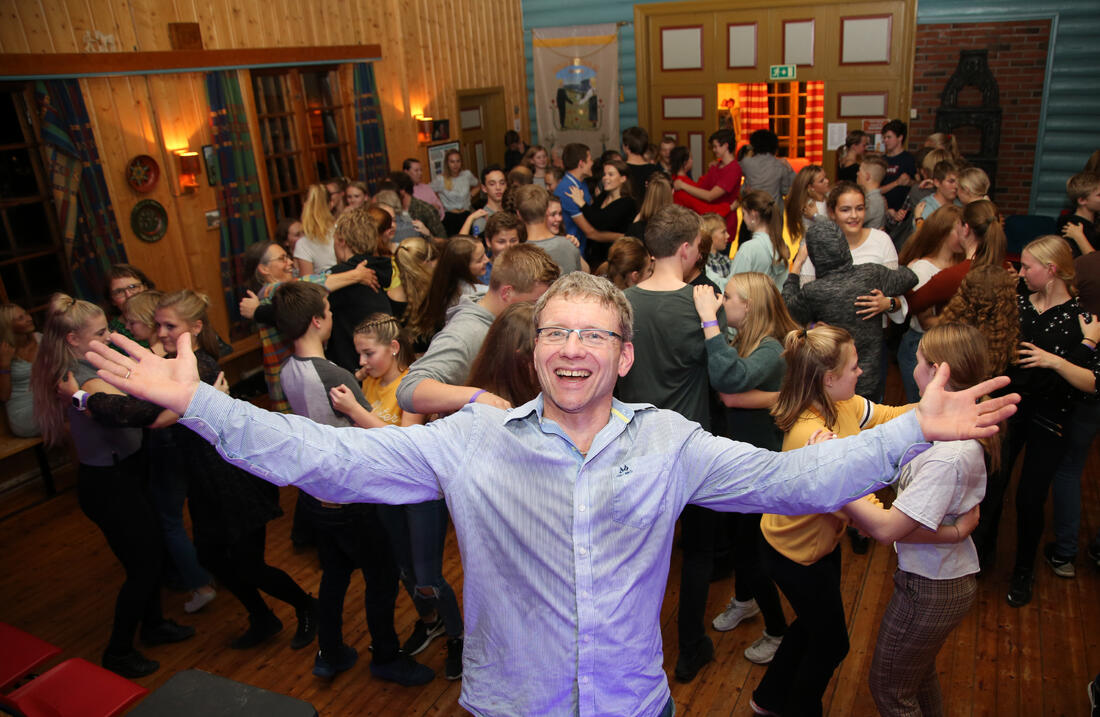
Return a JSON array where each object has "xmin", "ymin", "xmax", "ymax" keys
[
  {"xmin": 535, "ymin": 327, "xmax": 622, "ymax": 348},
  {"xmin": 110, "ymin": 283, "xmax": 144, "ymax": 298},
  {"xmin": 264, "ymin": 253, "xmax": 291, "ymax": 264}
]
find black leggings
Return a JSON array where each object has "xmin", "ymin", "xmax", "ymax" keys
[
  {"xmin": 197, "ymin": 525, "xmax": 311, "ymax": 620},
  {"xmin": 77, "ymin": 456, "xmax": 164, "ymax": 656}
]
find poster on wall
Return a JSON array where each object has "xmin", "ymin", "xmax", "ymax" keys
[{"xmin": 532, "ymin": 23, "xmax": 619, "ymax": 157}]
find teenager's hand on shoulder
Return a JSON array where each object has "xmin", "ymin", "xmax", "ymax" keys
[
  {"xmin": 897, "ymin": 173, "xmax": 912, "ymax": 187},
  {"xmin": 914, "ymin": 362, "xmax": 1018, "ymax": 441},
  {"xmin": 692, "ymin": 284, "xmax": 721, "ymax": 322},
  {"xmin": 354, "ymin": 366, "xmax": 370, "ymax": 382},
  {"xmin": 475, "ymin": 391, "xmax": 512, "ymax": 410},
  {"xmin": 56, "ymin": 371, "xmax": 79, "ymax": 400},
  {"xmin": 565, "ymin": 185, "xmax": 585, "ymax": 207},
  {"xmin": 672, "ymin": 178, "xmax": 687, "ymax": 191},
  {"xmin": 329, "ymin": 385, "xmax": 358, "ymax": 414},
  {"xmin": 914, "ymin": 201, "xmax": 927, "ymax": 220},
  {"xmin": 565, "ymin": 234, "xmax": 580, "ymax": 248},
  {"xmin": 214, "ymin": 371, "xmax": 230, "ymax": 394},
  {"xmin": 1079, "ymin": 313, "xmax": 1100, "ymax": 344},
  {"xmin": 85, "ymin": 332, "xmax": 202, "ymax": 415},
  {"xmin": 411, "ymin": 219, "xmax": 430, "ymax": 237},
  {"xmin": 806, "ymin": 428, "xmax": 837, "ymax": 446},
  {"xmin": 353, "ymin": 261, "xmax": 380, "ymax": 290},
  {"xmin": 239, "ymin": 290, "xmax": 259, "ymax": 319}
]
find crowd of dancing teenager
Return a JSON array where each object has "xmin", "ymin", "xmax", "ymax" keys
[{"xmin": 12, "ymin": 121, "xmax": 1100, "ymax": 716}]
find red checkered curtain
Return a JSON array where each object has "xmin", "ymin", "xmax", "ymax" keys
[
  {"xmin": 738, "ymin": 83, "xmax": 770, "ymax": 138},
  {"xmin": 805, "ymin": 81, "xmax": 825, "ymax": 164}
]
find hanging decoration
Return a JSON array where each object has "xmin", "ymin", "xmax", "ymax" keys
[{"xmin": 533, "ymin": 23, "xmax": 619, "ymax": 156}]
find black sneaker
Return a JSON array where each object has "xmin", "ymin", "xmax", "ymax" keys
[
  {"xmin": 674, "ymin": 635, "xmax": 714, "ymax": 683},
  {"xmin": 141, "ymin": 619, "xmax": 196, "ymax": 646},
  {"xmin": 445, "ymin": 637, "xmax": 463, "ymax": 680},
  {"xmin": 313, "ymin": 644, "xmax": 358, "ymax": 679},
  {"xmin": 1087, "ymin": 542, "xmax": 1100, "ymax": 571},
  {"xmin": 291, "ymin": 598, "xmax": 318, "ymax": 650},
  {"xmin": 102, "ymin": 649, "xmax": 159, "ymax": 678},
  {"xmin": 1043, "ymin": 542, "xmax": 1076, "ymax": 578},
  {"xmin": 401, "ymin": 617, "xmax": 445, "ymax": 656},
  {"xmin": 370, "ymin": 654, "xmax": 435, "ymax": 686},
  {"xmin": 230, "ymin": 612, "xmax": 283, "ymax": 649},
  {"xmin": 1006, "ymin": 568, "xmax": 1034, "ymax": 607}
]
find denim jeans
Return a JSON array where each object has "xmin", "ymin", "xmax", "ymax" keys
[
  {"xmin": 377, "ymin": 500, "xmax": 463, "ymax": 638},
  {"xmin": 147, "ymin": 440, "xmax": 209, "ymax": 590},
  {"xmin": 300, "ymin": 495, "xmax": 401, "ymax": 661},
  {"xmin": 897, "ymin": 327, "xmax": 923, "ymax": 404},
  {"xmin": 77, "ymin": 454, "xmax": 165, "ymax": 655},
  {"xmin": 1051, "ymin": 400, "xmax": 1100, "ymax": 558}
]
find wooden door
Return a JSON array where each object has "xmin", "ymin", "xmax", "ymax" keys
[{"xmin": 457, "ymin": 87, "xmax": 506, "ymax": 176}]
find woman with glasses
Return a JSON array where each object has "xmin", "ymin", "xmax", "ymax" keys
[{"xmin": 104, "ymin": 264, "xmax": 155, "ymax": 343}]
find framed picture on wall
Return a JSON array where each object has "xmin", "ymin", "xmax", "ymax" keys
[
  {"xmin": 431, "ymin": 119, "xmax": 451, "ymax": 141},
  {"xmin": 428, "ymin": 141, "xmax": 461, "ymax": 182},
  {"xmin": 201, "ymin": 145, "xmax": 219, "ymax": 186}
]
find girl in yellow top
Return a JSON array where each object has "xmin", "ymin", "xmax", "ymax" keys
[
  {"xmin": 329, "ymin": 314, "xmax": 465, "ymax": 680},
  {"xmin": 752, "ymin": 325, "xmax": 912, "ymax": 717}
]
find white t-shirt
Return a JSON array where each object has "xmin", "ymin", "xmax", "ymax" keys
[
  {"xmin": 892, "ymin": 440, "xmax": 987, "ymax": 580},
  {"xmin": 431, "ymin": 170, "xmax": 479, "ymax": 213},
  {"xmin": 293, "ymin": 229, "xmax": 337, "ymax": 274}
]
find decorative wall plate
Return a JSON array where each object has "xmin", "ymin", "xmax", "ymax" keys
[
  {"xmin": 126, "ymin": 154, "xmax": 160, "ymax": 193},
  {"xmin": 130, "ymin": 199, "xmax": 168, "ymax": 242}
]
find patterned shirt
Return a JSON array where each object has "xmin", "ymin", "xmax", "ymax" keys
[{"xmin": 180, "ymin": 385, "xmax": 925, "ymax": 717}]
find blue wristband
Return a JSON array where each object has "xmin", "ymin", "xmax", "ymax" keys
[
  {"xmin": 469, "ymin": 389, "xmax": 487, "ymax": 403},
  {"xmin": 701, "ymin": 320, "xmax": 719, "ymax": 329}
]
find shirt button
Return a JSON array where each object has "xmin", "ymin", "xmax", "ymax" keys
[
  {"xmin": 581, "ymin": 590, "xmax": 590, "ymax": 599},
  {"xmin": 579, "ymin": 546, "xmax": 588, "ymax": 556},
  {"xmin": 579, "ymin": 504, "xmax": 587, "ymax": 512},
  {"xmin": 581, "ymin": 676, "xmax": 590, "ymax": 684},
  {"xmin": 584, "ymin": 634, "xmax": 593, "ymax": 643}
]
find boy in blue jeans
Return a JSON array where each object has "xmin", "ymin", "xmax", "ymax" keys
[{"xmin": 272, "ymin": 281, "xmax": 433, "ymax": 685}]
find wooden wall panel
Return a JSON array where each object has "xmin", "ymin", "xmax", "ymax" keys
[{"xmin": 2, "ymin": 0, "xmax": 529, "ymax": 345}]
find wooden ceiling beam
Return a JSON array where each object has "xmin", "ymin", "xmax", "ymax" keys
[{"xmin": 0, "ymin": 45, "xmax": 383, "ymax": 80}]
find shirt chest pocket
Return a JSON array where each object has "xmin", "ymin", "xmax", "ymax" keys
[{"xmin": 610, "ymin": 459, "xmax": 669, "ymax": 529}]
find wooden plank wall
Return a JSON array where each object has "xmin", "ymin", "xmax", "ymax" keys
[{"xmin": 0, "ymin": 0, "xmax": 529, "ymax": 342}]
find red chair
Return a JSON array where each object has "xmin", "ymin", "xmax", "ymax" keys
[
  {"xmin": 0, "ymin": 623, "xmax": 61, "ymax": 692},
  {"xmin": 2, "ymin": 658, "xmax": 147, "ymax": 717}
]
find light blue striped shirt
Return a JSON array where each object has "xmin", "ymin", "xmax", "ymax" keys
[{"xmin": 180, "ymin": 383, "xmax": 923, "ymax": 717}]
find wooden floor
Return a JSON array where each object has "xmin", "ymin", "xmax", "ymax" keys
[{"xmin": 1, "ymin": 405, "xmax": 1098, "ymax": 715}]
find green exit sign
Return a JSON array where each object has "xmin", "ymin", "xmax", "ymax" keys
[{"xmin": 769, "ymin": 64, "xmax": 797, "ymax": 80}]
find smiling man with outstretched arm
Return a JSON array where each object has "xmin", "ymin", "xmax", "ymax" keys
[{"xmin": 86, "ymin": 273, "xmax": 1017, "ymax": 717}]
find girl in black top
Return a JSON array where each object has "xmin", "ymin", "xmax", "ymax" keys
[
  {"xmin": 1002, "ymin": 236, "xmax": 1100, "ymax": 607},
  {"xmin": 33, "ymin": 294, "xmax": 193, "ymax": 678},
  {"xmin": 154, "ymin": 290, "xmax": 318, "ymax": 649},
  {"xmin": 568, "ymin": 158, "xmax": 636, "ymax": 269}
]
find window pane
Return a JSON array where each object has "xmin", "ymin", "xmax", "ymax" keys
[
  {"xmin": 0, "ymin": 149, "xmax": 40, "ymax": 198},
  {"xmin": 798, "ymin": 94, "xmax": 807, "ymax": 114},
  {"xmin": 278, "ymin": 117, "xmax": 295, "ymax": 153},
  {"xmin": 776, "ymin": 96, "xmax": 790, "ymax": 115},
  {"xmin": 6, "ymin": 203, "xmax": 52, "ymax": 252},
  {"xmin": 768, "ymin": 95, "xmax": 775, "ymax": 114},
  {"xmin": 0, "ymin": 92, "xmax": 24, "ymax": 145},
  {"xmin": 321, "ymin": 110, "xmax": 340, "ymax": 145},
  {"xmin": 302, "ymin": 72, "xmax": 322, "ymax": 106},
  {"xmin": 775, "ymin": 118, "xmax": 790, "ymax": 137},
  {"xmin": 325, "ymin": 147, "xmax": 343, "ymax": 179},
  {"xmin": 23, "ymin": 253, "xmax": 68, "ymax": 306},
  {"xmin": 798, "ymin": 117, "xmax": 806, "ymax": 135}
]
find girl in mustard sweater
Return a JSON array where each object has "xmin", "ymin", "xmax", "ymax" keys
[{"xmin": 752, "ymin": 325, "xmax": 965, "ymax": 717}]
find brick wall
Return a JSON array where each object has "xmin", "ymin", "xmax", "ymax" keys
[{"xmin": 910, "ymin": 20, "xmax": 1050, "ymax": 215}]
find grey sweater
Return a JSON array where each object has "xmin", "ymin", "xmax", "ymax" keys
[
  {"xmin": 783, "ymin": 220, "xmax": 917, "ymax": 397},
  {"xmin": 396, "ymin": 298, "xmax": 495, "ymax": 413}
]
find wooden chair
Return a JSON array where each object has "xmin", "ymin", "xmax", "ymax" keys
[
  {"xmin": 0, "ymin": 658, "xmax": 147, "ymax": 717},
  {"xmin": 0, "ymin": 623, "xmax": 61, "ymax": 692}
]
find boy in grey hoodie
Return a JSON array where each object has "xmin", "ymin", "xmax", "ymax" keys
[{"xmin": 782, "ymin": 220, "xmax": 917, "ymax": 398}]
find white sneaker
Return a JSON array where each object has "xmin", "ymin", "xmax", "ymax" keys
[
  {"xmin": 711, "ymin": 597, "xmax": 760, "ymax": 631},
  {"xmin": 744, "ymin": 631, "xmax": 782, "ymax": 664},
  {"xmin": 184, "ymin": 588, "xmax": 216, "ymax": 614}
]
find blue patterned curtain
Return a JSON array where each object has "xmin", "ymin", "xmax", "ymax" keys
[
  {"xmin": 353, "ymin": 63, "xmax": 389, "ymax": 193},
  {"xmin": 204, "ymin": 70, "xmax": 269, "ymax": 341},
  {"xmin": 35, "ymin": 80, "xmax": 127, "ymax": 302}
]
